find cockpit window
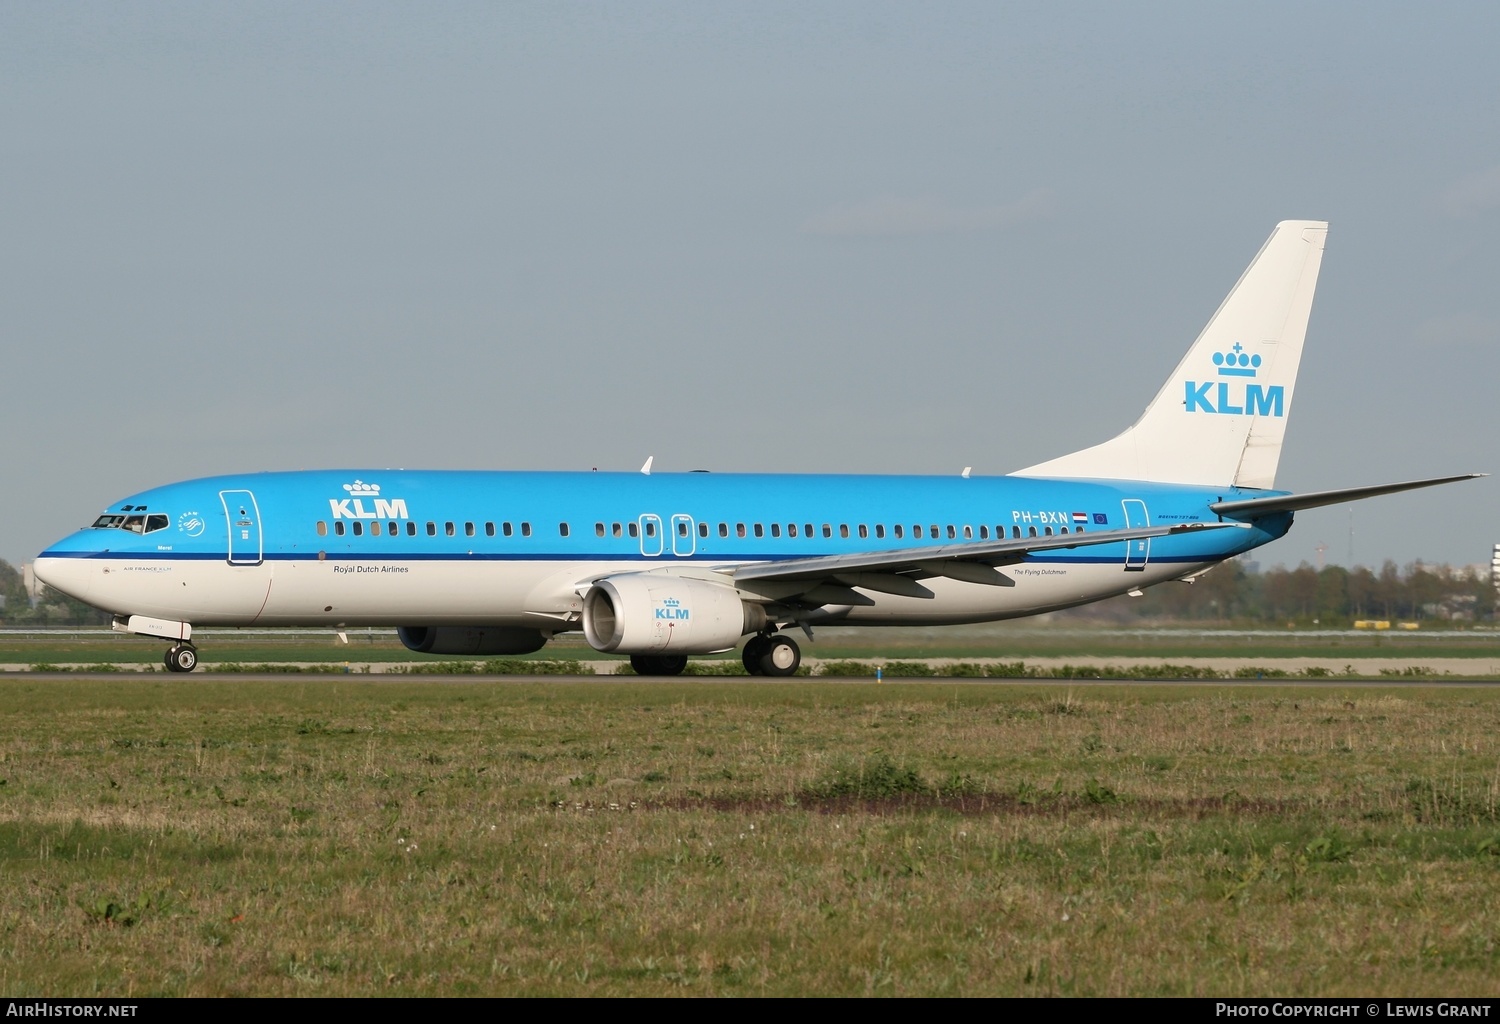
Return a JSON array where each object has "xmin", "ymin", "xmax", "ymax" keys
[{"xmin": 91, "ymin": 512, "xmax": 173, "ymax": 533}]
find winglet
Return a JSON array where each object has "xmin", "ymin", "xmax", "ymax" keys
[{"xmin": 640, "ymin": 456, "xmax": 654, "ymax": 476}]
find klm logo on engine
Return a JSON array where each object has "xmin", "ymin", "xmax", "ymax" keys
[
  {"xmin": 655, "ymin": 598, "xmax": 690, "ymax": 621},
  {"xmin": 329, "ymin": 480, "xmax": 409, "ymax": 520},
  {"xmin": 1184, "ymin": 344, "xmax": 1284, "ymax": 417}
]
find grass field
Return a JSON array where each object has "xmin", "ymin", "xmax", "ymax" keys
[{"xmin": 1, "ymin": 678, "xmax": 1498, "ymax": 995}]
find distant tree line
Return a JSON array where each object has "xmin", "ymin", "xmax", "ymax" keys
[
  {"xmin": 1066, "ymin": 559, "xmax": 1496, "ymax": 625},
  {"xmin": 0, "ymin": 556, "xmax": 1493, "ymax": 629},
  {"xmin": 0, "ymin": 559, "xmax": 111, "ymax": 626}
]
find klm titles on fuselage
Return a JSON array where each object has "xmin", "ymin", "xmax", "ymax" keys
[
  {"xmin": 328, "ymin": 498, "xmax": 409, "ymax": 520},
  {"xmin": 1185, "ymin": 345, "xmax": 1284, "ymax": 417},
  {"xmin": 330, "ymin": 481, "xmax": 408, "ymax": 520}
]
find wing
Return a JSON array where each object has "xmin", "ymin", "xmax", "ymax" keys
[{"xmin": 724, "ymin": 521, "xmax": 1246, "ymax": 602}]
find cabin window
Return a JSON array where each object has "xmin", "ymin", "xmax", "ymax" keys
[
  {"xmin": 1061, "ymin": 526, "xmax": 1069, "ymax": 534},
  {"xmin": 1045, "ymin": 526, "xmax": 1053, "ymax": 536},
  {"xmin": 465, "ymin": 522, "xmax": 475, "ymax": 537},
  {"xmin": 732, "ymin": 523, "xmax": 743, "ymax": 538},
  {"xmin": 559, "ymin": 522, "xmax": 570, "ymax": 537},
  {"xmin": 1028, "ymin": 526, "xmax": 1038, "ymax": 538},
  {"xmin": 407, "ymin": 521, "xmax": 417, "ymax": 536},
  {"xmin": 947, "ymin": 525, "xmax": 957, "ymax": 539},
  {"xmin": 426, "ymin": 521, "xmax": 436, "ymax": 536},
  {"xmin": 719, "ymin": 523, "xmax": 729, "ymax": 538},
  {"xmin": 352, "ymin": 521, "xmax": 364, "ymax": 537},
  {"xmin": 858, "ymin": 524, "xmax": 868, "ymax": 539},
  {"xmin": 771, "ymin": 523, "xmax": 781, "ymax": 538},
  {"xmin": 485, "ymin": 522, "xmax": 495, "ymax": 537},
  {"xmin": 804, "ymin": 524, "xmax": 813, "ymax": 539},
  {"xmin": 612, "ymin": 522, "xmax": 622, "ymax": 538},
  {"xmin": 595, "ymin": 522, "xmax": 606, "ymax": 537},
  {"xmin": 930, "ymin": 524, "xmax": 939, "ymax": 538},
  {"xmin": 753, "ymin": 523, "xmax": 763, "ymax": 538},
  {"xmin": 699, "ymin": 522, "xmax": 709, "ymax": 538},
  {"xmin": 521, "ymin": 522, "xmax": 532, "ymax": 537},
  {"xmin": 839, "ymin": 524, "xmax": 849, "ymax": 538},
  {"xmin": 979, "ymin": 525, "xmax": 989, "ymax": 539},
  {"xmin": 788, "ymin": 523, "xmax": 797, "ymax": 538},
  {"xmin": 913, "ymin": 525, "xmax": 923, "ymax": 538},
  {"xmin": 894, "ymin": 524, "xmax": 903, "ymax": 539},
  {"xmin": 1075, "ymin": 524, "xmax": 1085, "ymax": 533},
  {"xmin": 964, "ymin": 526, "xmax": 973, "ymax": 539},
  {"xmin": 316, "ymin": 521, "xmax": 328, "ymax": 537},
  {"xmin": 334, "ymin": 521, "xmax": 346, "ymax": 537},
  {"xmin": 628, "ymin": 522, "xmax": 638, "ymax": 538},
  {"xmin": 1012, "ymin": 526, "xmax": 1021, "ymax": 539},
  {"xmin": 874, "ymin": 524, "xmax": 884, "ymax": 539},
  {"xmin": 445, "ymin": 522, "xmax": 455, "ymax": 536},
  {"xmin": 822, "ymin": 524, "xmax": 832, "ymax": 538},
  {"xmin": 503, "ymin": 522, "xmax": 513, "ymax": 537},
  {"xmin": 643, "ymin": 521, "xmax": 654, "ymax": 537},
  {"xmin": 677, "ymin": 520, "xmax": 689, "ymax": 537}
]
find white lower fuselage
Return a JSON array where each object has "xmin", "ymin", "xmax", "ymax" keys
[{"xmin": 39, "ymin": 551, "xmax": 1218, "ymax": 631}]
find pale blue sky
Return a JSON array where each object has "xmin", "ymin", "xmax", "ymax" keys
[{"xmin": 4, "ymin": 2, "xmax": 1497, "ymax": 569}]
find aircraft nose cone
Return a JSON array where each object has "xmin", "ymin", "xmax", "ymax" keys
[{"xmin": 33, "ymin": 556, "xmax": 94, "ymax": 603}]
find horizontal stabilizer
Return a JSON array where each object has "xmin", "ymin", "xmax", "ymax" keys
[{"xmin": 1209, "ymin": 473, "xmax": 1485, "ymax": 517}]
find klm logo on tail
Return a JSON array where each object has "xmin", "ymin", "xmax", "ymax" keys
[{"xmin": 1184, "ymin": 344, "xmax": 1284, "ymax": 417}]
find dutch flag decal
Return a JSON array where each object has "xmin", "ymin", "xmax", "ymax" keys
[{"xmin": 1071, "ymin": 512, "xmax": 1089, "ymax": 524}]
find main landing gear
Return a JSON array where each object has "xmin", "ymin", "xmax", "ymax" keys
[
  {"xmin": 164, "ymin": 643, "xmax": 199, "ymax": 673},
  {"xmin": 629, "ymin": 654, "xmax": 689, "ymax": 677},
  {"xmin": 625, "ymin": 633, "xmax": 802, "ymax": 678},
  {"xmin": 742, "ymin": 633, "xmax": 801, "ymax": 677}
]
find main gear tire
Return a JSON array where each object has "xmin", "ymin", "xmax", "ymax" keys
[
  {"xmin": 758, "ymin": 635, "xmax": 800, "ymax": 677},
  {"xmin": 629, "ymin": 654, "xmax": 688, "ymax": 676}
]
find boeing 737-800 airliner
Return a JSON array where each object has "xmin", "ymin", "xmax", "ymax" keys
[{"xmin": 34, "ymin": 221, "xmax": 1481, "ymax": 674}]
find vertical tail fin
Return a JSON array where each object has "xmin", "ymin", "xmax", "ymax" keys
[{"xmin": 1014, "ymin": 220, "xmax": 1327, "ymax": 489}]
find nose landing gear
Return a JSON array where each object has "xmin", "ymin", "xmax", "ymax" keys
[{"xmin": 164, "ymin": 643, "xmax": 199, "ymax": 673}]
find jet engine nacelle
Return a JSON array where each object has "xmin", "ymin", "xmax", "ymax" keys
[
  {"xmin": 582, "ymin": 575, "xmax": 767, "ymax": 655},
  {"xmin": 397, "ymin": 626, "xmax": 549, "ymax": 656}
]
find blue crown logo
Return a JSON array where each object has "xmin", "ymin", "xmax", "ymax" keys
[
  {"xmin": 663, "ymin": 598, "xmax": 681, "ymax": 607},
  {"xmin": 1213, "ymin": 343, "xmax": 1261, "ymax": 378}
]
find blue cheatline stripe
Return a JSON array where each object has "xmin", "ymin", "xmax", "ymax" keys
[{"xmin": 40, "ymin": 548, "xmax": 1211, "ymax": 566}]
